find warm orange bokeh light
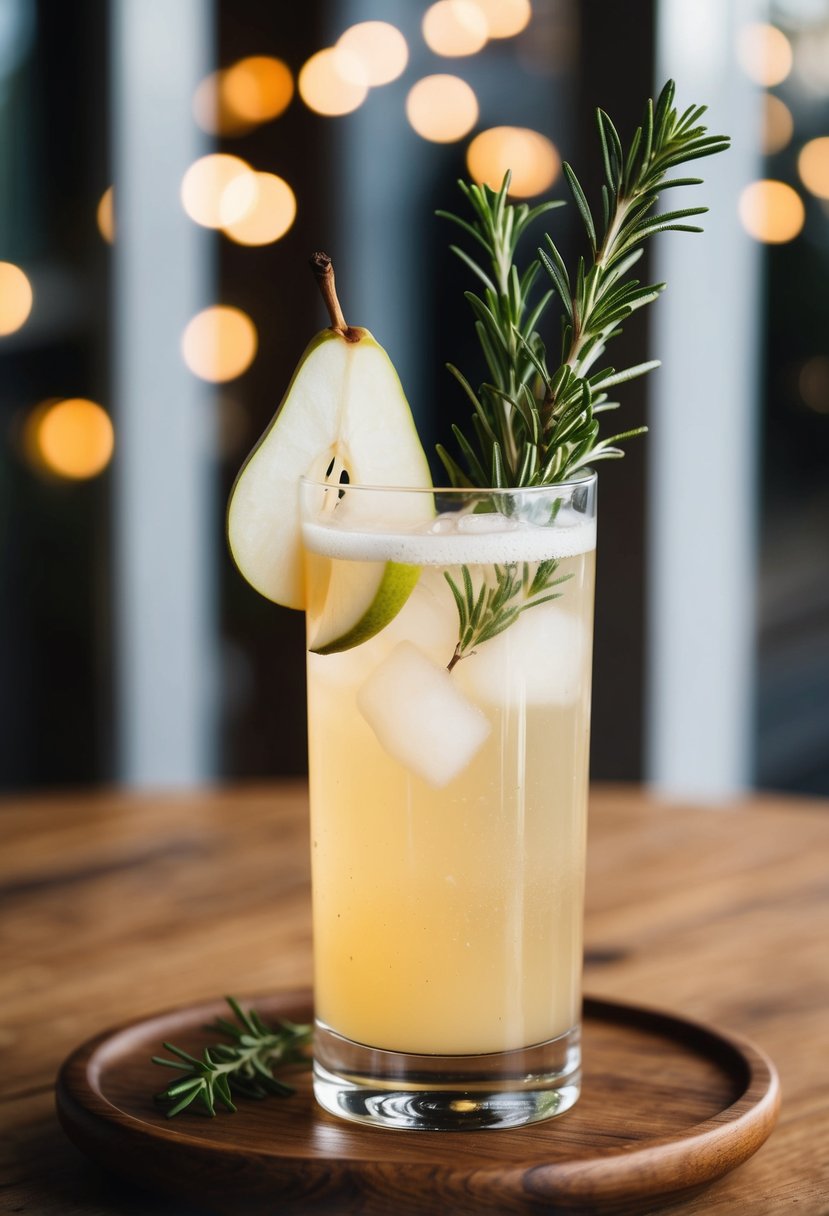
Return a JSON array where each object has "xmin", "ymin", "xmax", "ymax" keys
[
  {"xmin": 298, "ymin": 47, "xmax": 368, "ymax": 116},
  {"xmin": 223, "ymin": 56, "xmax": 294, "ymax": 123},
  {"xmin": 0, "ymin": 262, "xmax": 33, "ymax": 337},
  {"xmin": 798, "ymin": 136, "xmax": 829, "ymax": 199},
  {"xmin": 406, "ymin": 75, "xmax": 478, "ymax": 143},
  {"xmin": 221, "ymin": 172, "xmax": 297, "ymax": 246},
  {"xmin": 33, "ymin": 398, "xmax": 114, "ymax": 480},
  {"xmin": 468, "ymin": 0, "xmax": 531, "ymax": 38},
  {"xmin": 336, "ymin": 21, "xmax": 408, "ymax": 87},
  {"xmin": 181, "ymin": 154, "xmax": 256, "ymax": 228},
  {"xmin": 738, "ymin": 180, "xmax": 804, "ymax": 243},
  {"xmin": 192, "ymin": 71, "xmax": 254, "ymax": 136},
  {"xmin": 182, "ymin": 306, "xmax": 258, "ymax": 383},
  {"xmin": 97, "ymin": 186, "xmax": 115, "ymax": 243},
  {"xmin": 467, "ymin": 127, "xmax": 560, "ymax": 198},
  {"xmin": 422, "ymin": 0, "xmax": 488, "ymax": 57},
  {"xmin": 762, "ymin": 95, "xmax": 793, "ymax": 156},
  {"xmin": 737, "ymin": 24, "xmax": 792, "ymax": 87}
]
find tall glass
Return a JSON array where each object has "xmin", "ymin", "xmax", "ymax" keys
[{"xmin": 300, "ymin": 476, "xmax": 596, "ymax": 1130}]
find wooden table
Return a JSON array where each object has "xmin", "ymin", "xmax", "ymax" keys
[{"xmin": 2, "ymin": 783, "xmax": 828, "ymax": 1213}]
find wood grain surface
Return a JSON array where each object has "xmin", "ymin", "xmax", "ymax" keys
[{"xmin": 2, "ymin": 783, "xmax": 829, "ymax": 1214}]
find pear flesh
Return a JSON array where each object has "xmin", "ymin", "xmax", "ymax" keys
[
  {"xmin": 310, "ymin": 559, "xmax": 421, "ymax": 655},
  {"xmin": 227, "ymin": 327, "xmax": 432, "ymax": 629}
]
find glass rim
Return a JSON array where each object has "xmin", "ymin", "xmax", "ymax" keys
[{"xmin": 299, "ymin": 469, "xmax": 597, "ymax": 494}]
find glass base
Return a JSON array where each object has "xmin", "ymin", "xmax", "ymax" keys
[{"xmin": 313, "ymin": 1019, "xmax": 581, "ymax": 1131}]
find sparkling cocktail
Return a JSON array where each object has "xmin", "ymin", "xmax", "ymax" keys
[{"xmin": 302, "ymin": 480, "xmax": 596, "ymax": 1129}]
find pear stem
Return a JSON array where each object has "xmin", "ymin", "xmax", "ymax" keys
[{"xmin": 310, "ymin": 252, "xmax": 360, "ymax": 342}]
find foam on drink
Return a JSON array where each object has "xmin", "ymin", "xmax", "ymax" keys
[{"xmin": 302, "ymin": 509, "xmax": 596, "ymax": 566}]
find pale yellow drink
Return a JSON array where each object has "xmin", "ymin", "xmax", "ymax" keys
[{"xmin": 303, "ymin": 505, "xmax": 595, "ymax": 1058}]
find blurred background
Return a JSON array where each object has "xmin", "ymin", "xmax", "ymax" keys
[{"xmin": 1, "ymin": 0, "xmax": 827, "ymax": 799}]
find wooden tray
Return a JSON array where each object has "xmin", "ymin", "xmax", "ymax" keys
[{"xmin": 56, "ymin": 990, "xmax": 780, "ymax": 1215}]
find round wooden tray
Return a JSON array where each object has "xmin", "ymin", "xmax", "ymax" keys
[{"xmin": 56, "ymin": 990, "xmax": 780, "ymax": 1214}]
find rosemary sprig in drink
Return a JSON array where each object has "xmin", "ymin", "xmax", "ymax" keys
[
  {"xmin": 436, "ymin": 80, "xmax": 729, "ymax": 490},
  {"xmin": 445, "ymin": 560, "xmax": 570, "ymax": 671},
  {"xmin": 152, "ymin": 997, "xmax": 311, "ymax": 1118}
]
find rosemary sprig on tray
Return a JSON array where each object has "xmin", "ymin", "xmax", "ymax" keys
[
  {"xmin": 437, "ymin": 79, "xmax": 729, "ymax": 489},
  {"xmin": 445, "ymin": 560, "xmax": 570, "ymax": 670},
  {"xmin": 152, "ymin": 997, "xmax": 311, "ymax": 1118}
]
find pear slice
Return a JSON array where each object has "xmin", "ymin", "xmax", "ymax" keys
[
  {"xmin": 227, "ymin": 256, "xmax": 432, "ymax": 618},
  {"xmin": 309, "ymin": 558, "xmax": 420, "ymax": 655}
]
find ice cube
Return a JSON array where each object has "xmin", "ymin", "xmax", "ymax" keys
[
  {"xmin": 456, "ymin": 606, "xmax": 586, "ymax": 707},
  {"xmin": 378, "ymin": 572, "xmax": 459, "ymax": 664},
  {"xmin": 457, "ymin": 511, "xmax": 516, "ymax": 533},
  {"xmin": 357, "ymin": 641, "xmax": 491, "ymax": 787},
  {"xmin": 426, "ymin": 513, "xmax": 457, "ymax": 535}
]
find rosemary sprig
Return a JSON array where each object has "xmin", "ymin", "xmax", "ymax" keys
[
  {"xmin": 437, "ymin": 80, "xmax": 729, "ymax": 489},
  {"xmin": 445, "ymin": 560, "xmax": 570, "ymax": 670},
  {"xmin": 152, "ymin": 997, "xmax": 311, "ymax": 1118}
]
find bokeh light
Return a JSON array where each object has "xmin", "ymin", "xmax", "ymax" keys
[
  {"xmin": 798, "ymin": 136, "xmax": 829, "ymax": 199},
  {"xmin": 762, "ymin": 95, "xmax": 794, "ymax": 155},
  {"xmin": 0, "ymin": 262, "xmax": 33, "ymax": 336},
  {"xmin": 298, "ymin": 47, "xmax": 368, "ymax": 116},
  {"xmin": 738, "ymin": 179, "xmax": 805, "ymax": 243},
  {"xmin": 336, "ymin": 22, "xmax": 408, "ymax": 86},
  {"xmin": 406, "ymin": 75, "xmax": 478, "ymax": 143},
  {"xmin": 181, "ymin": 154, "xmax": 256, "ymax": 228},
  {"xmin": 33, "ymin": 398, "xmax": 114, "ymax": 479},
  {"xmin": 192, "ymin": 71, "xmax": 254, "ymax": 137},
  {"xmin": 468, "ymin": 0, "xmax": 531, "ymax": 38},
  {"xmin": 97, "ymin": 186, "xmax": 115, "ymax": 243},
  {"xmin": 467, "ymin": 127, "xmax": 560, "ymax": 197},
  {"xmin": 422, "ymin": 1, "xmax": 488, "ymax": 57},
  {"xmin": 737, "ymin": 24, "xmax": 793, "ymax": 87},
  {"xmin": 182, "ymin": 306, "xmax": 258, "ymax": 382},
  {"xmin": 223, "ymin": 56, "xmax": 294, "ymax": 123},
  {"xmin": 221, "ymin": 172, "xmax": 297, "ymax": 246},
  {"xmin": 799, "ymin": 356, "xmax": 829, "ymax": 414}
]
